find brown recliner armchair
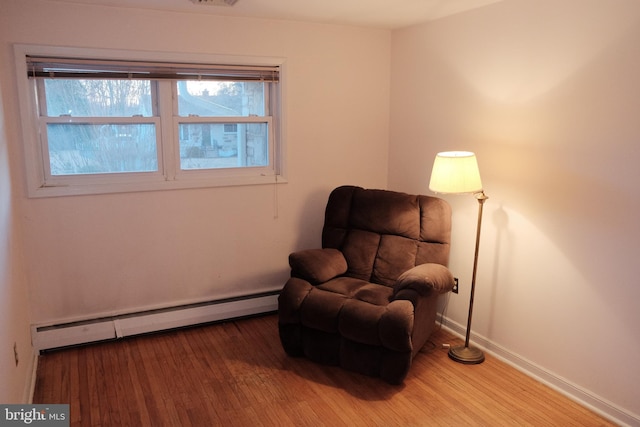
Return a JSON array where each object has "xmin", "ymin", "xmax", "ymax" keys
[{"xmin": 278, "ymin": 185, "xmax": 455, "ymax": 384}]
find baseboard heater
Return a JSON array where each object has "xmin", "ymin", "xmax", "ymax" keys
[{"xmin": 32, "ymin": 291, "xmax": 279, "ymax": 352}]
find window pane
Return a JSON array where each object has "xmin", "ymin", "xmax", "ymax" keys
[
  {"xmin": 177, "ymin": 81, "xmax": 265, "ymax": 117},
  {"xmin": 44, "ymin": 79, "xmax": 153, "ymax": 117},
  {"xmin": 47, "ymin": 123, "xmax": 158, "ymax": 175},
  {"xmin": 179, "ymin": 122, "xmax": 268, "ymax": 170}
]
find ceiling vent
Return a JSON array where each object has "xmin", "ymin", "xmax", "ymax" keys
[{"xmin": 189, "ymin": 0, "xmax": 238, "ymax": 6}]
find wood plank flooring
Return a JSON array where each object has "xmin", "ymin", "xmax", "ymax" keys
[{"xmin": 33, "ymin": 314, "xmax": 615, "ymax": 426}]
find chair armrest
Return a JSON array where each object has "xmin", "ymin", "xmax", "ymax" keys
[
  {"xmin": 289, "ymin": 248, "xmax": 348, "ymax": 285},
  {"xmin": 392, "ymin": 263, "xmax": 455, "ymax": 297}
]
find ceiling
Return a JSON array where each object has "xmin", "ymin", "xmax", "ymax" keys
[{"xmin": 48, "ymin": 0, "xmax": 504, "ymax": 29}]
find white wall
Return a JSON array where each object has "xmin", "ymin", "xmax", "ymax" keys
[
  {"xmin": 390, "ymin": 0, "xmax": 640, "ymax": 422},
  {"xmin": 0, "ymin": 40, "xmax": 33, "ymax": 403},
  {"xmin": 0, "ymin": 0, "xmax": 390, "ymax": 324}
]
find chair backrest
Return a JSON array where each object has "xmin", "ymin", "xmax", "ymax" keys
[{"xmin": 322, "ymin": 185, "xmax": 452, "ymax": 287}]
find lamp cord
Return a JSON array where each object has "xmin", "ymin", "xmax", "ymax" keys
[{"xmin": 422, "ymin": 291, "xmax": 451, "ymax": 354}]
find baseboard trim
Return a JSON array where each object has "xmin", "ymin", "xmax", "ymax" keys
[
  {"xmin": 440, "ymin": 317, "xmax": 639, "ymax": 427},
  {"xmin": 32, "ymin": 291, "xmax": 279, "ymax": 352}
]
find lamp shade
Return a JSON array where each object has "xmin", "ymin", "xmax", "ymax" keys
[{"xmin": 429, "ymin": 151, "xmax": 483, "ymax": 194}]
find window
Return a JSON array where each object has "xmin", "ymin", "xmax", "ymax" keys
[
  {"xmin": 41, "ymin": 79, "xmax": 159, "ymax": 176},
  {"xmin": 15, "ymin": 46, "xmax": 284, "ymax": 197}
]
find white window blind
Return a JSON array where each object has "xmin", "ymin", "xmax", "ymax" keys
[{"xmin": 26, "ymin": 56, "xmax": 280, "ymax": 82}]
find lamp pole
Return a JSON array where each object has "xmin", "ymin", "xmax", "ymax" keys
[{"xmin": 448, "ymin": 190, "xmax": 487, "ymax": 364}]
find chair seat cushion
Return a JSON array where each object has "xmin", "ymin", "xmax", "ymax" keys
[
  {"xmin": 317, "ymin": 277, "xmax": 393, "ymax": 305},
  {"xmin": 299, "ymin": 278, "xmax": 411, "ymax": 351}
]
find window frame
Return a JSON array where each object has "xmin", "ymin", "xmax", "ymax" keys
[{"xmin": 14, "ymin": 44, "xmax": 287, "ymax": 198}]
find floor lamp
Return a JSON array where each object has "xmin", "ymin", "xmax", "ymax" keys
[{"xmin": 429, "ymin": 151, "xmax": 487, "ymax": 364}]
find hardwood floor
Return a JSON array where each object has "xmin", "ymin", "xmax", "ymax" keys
[{"xmin": 33, "ymin": 314, "xmax": 615, "ymax": 426}]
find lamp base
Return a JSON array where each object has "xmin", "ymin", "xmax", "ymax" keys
[{"xmin": 448, "ymin": 345, "xmax": 485, "ymax": 364}]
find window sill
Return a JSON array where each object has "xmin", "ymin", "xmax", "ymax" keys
[{"xmin": 27, "ymin": 173, "xmax": 288, "ymax": 198}]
